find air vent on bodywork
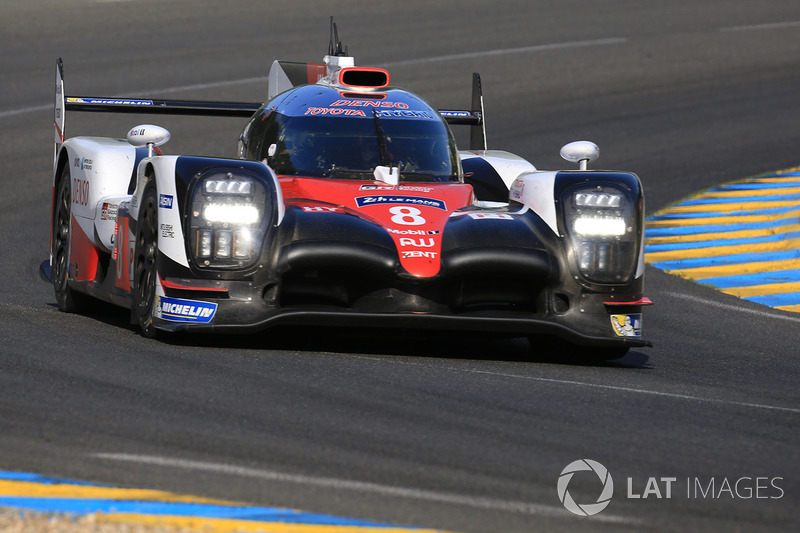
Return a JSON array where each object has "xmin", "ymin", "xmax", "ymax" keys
[
  {"xmin": 338, "ymin": 68, "xmax": 390, "ymax": 89},
  {"xmin": 340, "ymin": 92, "xmax": 386, "ymax": 100}
]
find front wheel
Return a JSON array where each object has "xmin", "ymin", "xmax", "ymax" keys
[{"xmin": 132, "ymin": 184, "xmax": 160, "ymax": 338}]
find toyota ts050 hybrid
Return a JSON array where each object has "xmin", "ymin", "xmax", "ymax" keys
[{"xmin": 41, "ymin": 22, "xmax": 652, "ymax": 358}]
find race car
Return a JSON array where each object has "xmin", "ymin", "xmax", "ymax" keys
[{"xmin": 41, "ymin": 21, "xmax": 652, "ymax": 358}]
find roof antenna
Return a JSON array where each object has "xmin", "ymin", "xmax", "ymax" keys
[
  {"xmin": 328, "ymin": 17, "xmax": 347, "ymax": 57},
  {"xmin": 324, "ymin": 17, "xmax": 355, "ymax": 77},
  {"xmin": 328, "ymin": 16, "xmax": 335, "ymax": 56}
]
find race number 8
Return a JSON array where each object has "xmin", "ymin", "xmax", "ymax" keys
[{"xmin": 389, "ymin": 206, "xmax": 426, "ymax": 226}]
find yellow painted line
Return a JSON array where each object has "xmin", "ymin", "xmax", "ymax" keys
[
  {"xmin": 663, "ymin": 258, "xmax": 800, "ymax": 280},
  {"xmin": 693, "ymin": 186, "xmax": 800, "ymax": 199},
  {"xmin": 0, "ymin": 478, "xmax": 447, "ymax": 533},
  {"xmin": 644, "ymin": 237, "xmax": 800, "ymax": 263},
  {"xmin": 749, "ymin": 174, "xmax": 800, "ymax": 182},
  {"xmin": 645, "ymin": 209, "xmax": 800, "ymax": 228},
  {"xmin": 646, "ymin": 170, "xmax": 800, "ymax": 313},
  {"xmin": 101, "ymin": 513, "xmax": 443, "ymax": 533},
  {"xmin": 0, "ymin": 480, "xmax": 233, "ymax": 506},
  {"xmin": 719, "ymin": 281, "xmax": 800, "ymax": 298},
  {"xmin": 644, "ymin": 224, "xmax": 796, "ymax": 245},
  {"xmin": 659, "ymin": 199, "xmax": 800, "ymax": 214}
]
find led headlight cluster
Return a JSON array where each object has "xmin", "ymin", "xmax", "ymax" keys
[
  {"xmin": 188, "ymin": 171, "xmax": 269, "ymax": 268},
  {"xmin": 562, "ymin": 184, "xmax": 639, "ymax": 283}
]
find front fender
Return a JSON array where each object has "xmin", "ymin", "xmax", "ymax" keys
[
  {"xmin": 131, "ymin": 155, "xmax": 188, "ymax": 267},
  {"xmin": 131, "ymin": 156, "xmax": 283, "ymax": 273}
]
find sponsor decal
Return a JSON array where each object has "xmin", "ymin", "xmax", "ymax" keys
[
  {"xmin": 468, "ymin": 213, "xmax": 514, "ymax": 220},
  {"xmin": 156, "ymin": 296, "xmax": 217, "ymax": 323},
  {"xmin": 610, "ymin": 314, "xmax": 642, "ymax": 337},
  {"xmin": 331, "ymin": 99, "xmax": 410, "ymax": 109},
  {"xmin": 304, "ymin": 107, "xmax": 367, "ymax": 117},
  {"xmin": 159, "ymin": 194, "xmax": 173, "ymax": 209},
  {"xmin": 511, "ymin": 179, "xmax": 525, "ymax": 200},
  {"xmin": 73, "ymin": 157, "xmax": 93, "ymax": 170},
  {"xmin": 399, "ymin": 186, "xmax": 435, "ymax": 193},
  {"xmin": 160, "ymin": 223, "xmax": 175, "ymax": 238},
  {"xmin": 360, "ymin": 184, "xmax": 434, "ymax": 193},
  {"xmin": 375, "ymin": 109, "xmax": 434, "ymax": 119},
  {"xmin": 439, "ymin": 110, "xmax": 471, "ymax": 119},
  {"xmin": 398, "ymin": 237, "xmax": 435, "ymax": 247},
  {"xmin": 402, "ymin": 251, "xmax": 438, "ymax": 259},
  {"xmin": 303, "ymin": 105, "xmax": 433, "ymax": 119},
  {"xmin": 302, "ymin": 206, "xmax": 340, "ymax": 212},
  {"xmin": 73, "ymin": 178, "xmax": 89, "ymax": 206},
  {"xmin": 67, "ymin": 97, "xmax": 154, "ymax": 106},
  {"xmin": 356, "ymin": 195, "xmax": 446, "ymax": 211},
  {"xmin": 387, "ymin": 228, "xmax": 439, "ymax": 235},
  {"xmin": 101, "ymin": 202, "xmax": 118, "ymax": 221}
]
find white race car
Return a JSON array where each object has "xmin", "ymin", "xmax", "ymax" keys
[{"xmin": 42, "ymin": 21, "xmax": 652, "ymax": 358}]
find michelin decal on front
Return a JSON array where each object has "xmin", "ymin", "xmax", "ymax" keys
[{"xmin": 156, "ymin": 296, "xmax": 217, "ymax": 323}]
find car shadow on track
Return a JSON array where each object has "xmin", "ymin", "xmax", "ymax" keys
[
  {"xmin": 169, "ymin": 326, "xmax": 653, "ymax": 369},
  {"xmin": 50, "ymin": 301, "xmax": 651, "ymax": 369}
]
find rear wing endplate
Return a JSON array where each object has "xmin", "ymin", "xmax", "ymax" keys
[{"xmin": 440, "ymin": 73, "xmax": 486, "ymax": 150}]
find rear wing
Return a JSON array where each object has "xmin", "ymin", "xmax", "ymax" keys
[{"xmin": 53, "ymin": 57, "xmax": 487, "ymax": 167}]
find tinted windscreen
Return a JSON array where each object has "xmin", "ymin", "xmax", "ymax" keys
[{"xmin": 259, "ymin": 114, "xmax": 459, "ymax": 182}]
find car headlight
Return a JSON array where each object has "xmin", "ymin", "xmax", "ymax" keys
[
  {"xmin": 203, "ymin": 203, "xmax": 260, "ymax": 224},
  {"xmin": 561, "ymin": 183, "xmax": 639, "ymax": 283},
  {"xmin": 203, "ymin": 178, "xmax": 254, "ymax": 195},
  {"xmin": 189, "ymin": 171, "xmax": 269, "ymax": 268},
  {"xmin": 573, "ymin": 216, "xmax": 627, "ymax": 237}
]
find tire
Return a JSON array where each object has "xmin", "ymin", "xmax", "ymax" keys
[
  {"xmin": 132, "ymin": 183, "xmax": 160, "ymax": 338},
  {"xmin": 51, "ymin": 164, "xmax": 90, "ymax": 312}
]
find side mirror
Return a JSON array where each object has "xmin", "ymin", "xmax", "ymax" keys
[
  {"xmin": 374, "ymin": 165, "xmax": 399, "ymax": 186},
  {"xmin": 127, "ymin": 124, "xmax": 171, "ymax": 157},
  {"xmin": 560, "ymin": 141, "xmax": 599, "ymax": 170}
]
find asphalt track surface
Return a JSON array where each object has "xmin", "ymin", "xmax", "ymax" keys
[{"xmin": 2, "ymin": 1, "xmax": 800, "ymax": 531}]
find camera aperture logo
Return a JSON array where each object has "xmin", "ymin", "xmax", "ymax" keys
[{"xmin": 557, "ymin": 459, "xmax": 614, "ymax": 516}]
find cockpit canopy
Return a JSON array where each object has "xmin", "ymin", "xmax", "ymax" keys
[{"xmin": 239, "ymin": 85, "xmax": 461, "ymax": 182}]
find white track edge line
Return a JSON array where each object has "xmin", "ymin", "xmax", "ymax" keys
[{"xmin": 90, "ymin": 453, "xmax": 640, "ymax": 524}]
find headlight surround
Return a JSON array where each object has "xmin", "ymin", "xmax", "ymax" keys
[
  {"xmin": 561, "ymin": 182, "xmax": 639, "ymax": 284},
  {"xmin": 188, "ymin": 171, "xmax": 269, "ymax": 269}
]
